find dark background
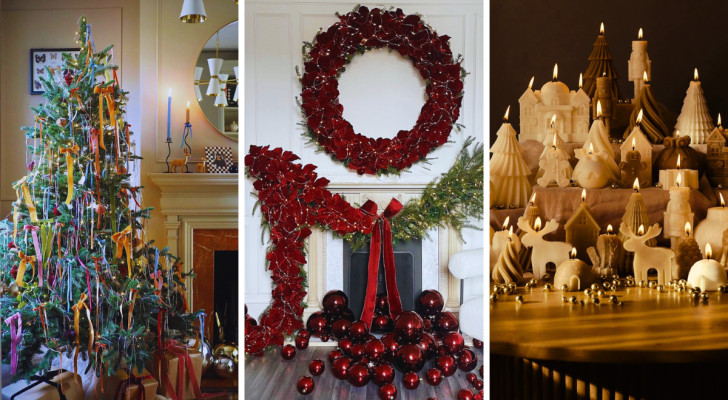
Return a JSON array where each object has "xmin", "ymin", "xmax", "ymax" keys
[{"xmin": 490, "ymin": 0, "xmax": 728, "ymax": 143}]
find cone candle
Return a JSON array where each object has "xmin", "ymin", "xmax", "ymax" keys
[
  {"xmin": 673, "ymin": 68, "xmax": 715, "ymax": 144},
  {"xmin": 664, "ymin": 173, "xmax": 694, "ymax": 249},
  {"xmin": 490, "ymin": 106, "xmax": 532, "ymax": 208},
  {"xmin": 695, "ymin": 193, "xmax": 728, "ymax": 256},
  {"xmin": 674, "ymin": 222, "xmax": 701, "ymax": 280},
  {"xmin": 491, "ymin": 219, "xmax": 520, "ymax": 269},
  {"xmin": 687, "ymin": 243, "xmax": 727, "ymax": 291},
  {"xmin": 659, "ymin": 154, "xmax": 699, "ymax": 190}
]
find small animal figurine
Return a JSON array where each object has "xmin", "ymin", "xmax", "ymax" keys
[
  {"xmin": 196, "ymin": 161, "xmax": 206, "ymax": 173},
  {"xmin": 620, "ymin": 223, "xmax": 675, "ymax": 285},
  {"xmin": 518, "ymin": 216, "xmax": 572, "ymax": 280},
  {"xmin": 170, "ymin": 148, "xmax": 190, "ymax": 173}
]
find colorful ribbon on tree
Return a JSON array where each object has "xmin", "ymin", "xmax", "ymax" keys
[
  {"xmin": 4, "ymin": 313, "xmax": 22, "ymax": 375},
  {"xmin": 112, "ymin": 225, "xmax": 133, "ymax": 277},
  {"xmin": 93, "ymin": 85, "xmax": 114, "ymax": 136},
  {"xmin": 359, "ymin": 198, "xmax": 404, "ymax": 328},
  {"xmin": 15, "ymin": 251, "xmax": 36, "ymax": 288},
  {"xmin": 126, "ymin": 289, "xmax": 138, "ymax": 330},
  {"xmin": 34, "ymin": 116, "xmax": 47, "ymax": 140},
  {"xmin": 24, "ymin": 225, "xmax": 43, "ymax": 286},
  {"xmin": 20, "ymin": 184, "xmax": 38, "ymax": 223},
  {"xmin": 60, "ymin": 144, "xmax": 80, "ymax": 205},
  {"xmin": 72, "ymin": 293, "xmax": 94, "ymax": 377}
]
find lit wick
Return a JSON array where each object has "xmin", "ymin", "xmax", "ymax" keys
[
  {"xmin": 676, "ymin": 173, "xmax": 682, "ymax": 188},
  {"xmin": 552, "ymin": 63, "xmax": 558, "ymax": 82},
  {"xmin": 581, "ymin": 188, "xmax": 586, "ymax": 203},
  {"xmin": 638, "ymin": 27, "xmax": 643, "ymax": 40},
  {"xmin": 636, "ymin": 109, "xmax": 644, "ymax": 127},
  {"xmin": 569, "ymin": 247, "xmax": 577, "ymax": 260},
  {"xmin": 596, "ymin": 100, "xmax": 603, "ymax": 120},
  {"xmin": 721, "ymin": 193, "xmax": 725, "ymax": 208},
  {"xmin": 685, "ymin": 222, "xmax": 692, "ymax": 237},
  {"xmin": 534, "ymin": 217, "xmax": 542, "ymax": 232},
  {"xmin": 501, "ymin": 216, "xmax": 510, "ymax": 231},
  {"xmin": 643, "ymin": 70, "xmax": 649, "ymax": 85},
  {"xmin": 633, "ymin": 178, "xmax": 640, "ymax": 193},
  {"xmin": 719, "ymin": 113, "xmax": 722, "ymax": 129},
  {"xmin": 503, "ymin": 105, "xmax": 510, "ymax": 123},
  {"xmin": 528, "ymin": 76, "xmax": 534, "ymax": 90},
  {"xmin": 579, "ymin": 73, "xmax": 583, "ymax": 89},
  {"xmin": 529, "ymin": 192, "xmax": 536, "ymax": 206},
  {"xmin": 638, "ymin": 224, "xmax": 645, "ymax": 236},
  {"xmin": 607, "ymin": 224, "xmax": 614, "ymax": 235},
  {"xmin": 599, "ymin": 22, "xmax": 605, "ymax": 35},
  {"xmin": 694, "ymin": 68, "xmax": 699, "ymax": 82},
  {"xmin": 676, "ymin": 154, "xmax": 681, "ymax": 171}
]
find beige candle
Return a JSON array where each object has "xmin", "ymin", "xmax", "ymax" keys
[
  {"xmin": 588, "ymin": 224, "xmax": 625, "ymax": 277},
  {"xmin": 565, "ymin": 189, "xmax": 599, "ymax": 261},
  {"xmin": 674, "ymin": 222, "xmax": 701, "ymax": 280},
  {"xmin": 186, "ymin": 100, "xmax": 190, "ymax": 123}
]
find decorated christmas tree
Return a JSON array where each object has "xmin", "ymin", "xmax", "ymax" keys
[
  {"xmin": 490, "ymin": 108, "xmax": 531, "ymax": 208},
  {"xmin": 674, "ymin": 69, "xmax": 714, "ymax": 144},
  {"xmin": 0, "ymin": 17, "xmax": 198, "ymax": 381},
  {"xmin": 583, "ymin": 23, "xmax": 621, "ymax": 99}
]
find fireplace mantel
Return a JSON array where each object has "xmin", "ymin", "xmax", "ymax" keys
[{"xmin": 148, "ymin": 173, "xmax": 239, "ymax": 308}]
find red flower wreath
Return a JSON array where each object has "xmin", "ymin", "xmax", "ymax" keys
[{"xmin": 300, "ymin": 6, "xmax": 464, "ymax": 175}]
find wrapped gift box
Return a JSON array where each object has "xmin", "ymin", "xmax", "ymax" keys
[
  {"xmin": 150, "ymin": 348, "xmax": 202, "ymax": 400},
  {"xmin": 100, "ymin": 368, "xmax": 158, "ymax": 400},
  {"xmin": 1, "ymin": 370, "xmax": 83, "ymax": 400}
]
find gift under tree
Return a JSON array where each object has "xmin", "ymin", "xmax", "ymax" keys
[{"xmin": 0, "ymin": 16, "xmax": 199, "ymax": 390}]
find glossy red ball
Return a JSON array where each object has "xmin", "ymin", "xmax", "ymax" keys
[
  {"xmin": 338, "ymin": 338, "xmax": 353, "ymax": 355},
  {"xmin": 381, "ymin": 332, "xmax": 399, "ymax": 359},
  {"xmin": 309, "ymin": 359, "xmax": 325, "ymax": 376},
  {"xmin": 417, "ymin": 290, "xmax": 444, "ymax": 316},
  {"xmin": 394, "ymin": 311, "xmax": 424, "ymax": 344},
  {"xmin": 306, "ymin": 312, "xmax": 328, "ymax": 336},
  {"xmin": 371, "ymin": 363, "xmax": 396, "ymax": 386},
  {"xmin": 456, "ymin": 348, "xmax": 477, "ymax": 372},
  {"xmin": 348, "ymin": 321, "xmax": 369, "ymax": 342},
  {"xmin": 321, "ymin": 332, "xmax": 331, "ymax": 342},
  {"xmin": 322, "ymin": 290, "xmax": 349, "ymax": 314},
  {"xmin": 372, "ymin": 314, "xmax": 394, "ymax": 333},
  {"xmin": 331, "ymin": 319, "xmax": 352, "ymax": 340},
  {"xmin": 295, "ymin": 336, "xmax": 309, "ymax": 350},
  {"xmin": 339, "ymin": 308, "xmax": 355, "ymax": 321},
  {"xmin": 328, "ymin": 349, "xmax": 344, "ymax": 363},
  {"xmin": 281, "ymin": 344, "xmax": 296, "ymax": 360},
  {"xmin": 473, "ymin": 391, "xmax": 484, "ymax": 400},
  {"xmin": 394, "ymin": 344, "xmax": 424, "ymax": 373},
  {"xmin": 402, "ymin": 371, "xmax": 420, "ymax": 390},
  {"xmin": 434, "ymin": 312, "xmax": 459, "ymax": 335},
  {"xmin": 417, "ymin": 332, "xmax": 438, "ymax": 360},
  {"xmin": 458, "ymin": 389, "xmax": 474, "ymax": 400},
  {"xmin": 350, "ymin": 343, "xmax": 366, "ymax": 360},
  {"xmin": 375, "ymin": 295, "xmax": 390, "ymax": 315},
  {"xmin": 379, "ymin": 383, "xmax": 398, "ymax": 400},
  {"xmin": 297, "ymin": 329, "xmax": 310, "ymax": 340},
  {"xmin": 423, "ymin": 318, "xmax": 433, "ymax": 333},
  {"xmin": 472, "ymin": 338, "xmax": 483, "ymax": 349},
  {"xmin": 425, "ymin": 368, "xmax": 443, "ymax": 386},
  {"xmin": 442, "ymin": 332, "xmax": 465, "ymax": 354},
  {"xmin": 296, "ymin": 376, "xmax": 315, "ymax": 395},
  {"xmin": 479, "ymin": 365, "xmax": 483, "ymax": 377},
  {"xmin": 466, "ymin": 372, "xmax": 477, "ymax": 384},
  {"xmin": 332, "ymin": 357, "xmax": 351, "ymax": 380},
  {"xmin": 473, "ymin": 379, "xmax": 483, "ymax": 390},
  {"xmin": 346, "ymin": 363, "xmax": 370, "ymax": 387},
  {"xmin": 364, "ymin": 338, "xmax": 386, "ymax": 363},
  {"xmin": 436, "ymin": 355, "xmax": 456, "ymax": 376}
]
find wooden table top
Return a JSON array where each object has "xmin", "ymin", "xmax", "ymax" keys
[{"xmin": 490, "ymin": 282, "xmax": 728, "ymax": 363}]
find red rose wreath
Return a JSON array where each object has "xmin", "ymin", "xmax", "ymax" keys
[{"xmin": 300, "ymin": 5, "xmax": 465, "ymax": 175}]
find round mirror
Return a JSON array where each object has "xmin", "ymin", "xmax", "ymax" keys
[{"xmin": 194, "ymin": 21, "xmax": 238, "ymax": 141}]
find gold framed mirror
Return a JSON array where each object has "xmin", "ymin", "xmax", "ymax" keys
[{"xmin": 194, "ymin": 20, "xmax": 238, "ymax": 141}]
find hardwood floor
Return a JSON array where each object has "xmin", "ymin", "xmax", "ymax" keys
[{"xmin": 244, "ymin": 346, "xmax": 483, "ymax": 399}]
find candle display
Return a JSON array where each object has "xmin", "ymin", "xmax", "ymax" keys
[
  {"xmin": 537, "ymin": 115, "xmax": 573, "ymax": 188},
  {"xmin": 565, "ymin": 189, "xmax": 599, "ymax": 261},
  {"xmin": 620, "ymin": 223, "xmax": 675, "ymax": 285},
  {"xmin": 674, "ymin": 222, "xmax": 701, "ymax": 280},
  {"xmin": 663, "ymin": 174, "xmax": 694, "ymax": 249},
  {"xmin": 492, "ymin": 228, "xmax": 523, "ymax": 285},
  {"xmin": 490, "ymin": 106, "xmax": 532, "ymax": 208},
  {"xmin": 554, "ymin": 248, "xmax": 597, "ymax": 292},
  {"xmin": 587, "ymin": 224, "xmax": 625, "ymax": 277},
  {"xmin": 695, "ymin": 193, "xmax": 728, "ymax": 256},
  {"xmin": 687, "ymin": 243, "xmax": 727, "ymax": 292},
  {"xmin": 628, "ymin": 28, "xmax": 651, "ymax": 102},
  {"xmin": 518, "ymin": 216, "xmax": 573, "ymax": 281},
  {"xmin": 674, "ymin": 68, "xmax": 715, "ymax": 144},
  {"xmin": 620, "ymin": 114, "xmax": 652, "ymax": 187}
]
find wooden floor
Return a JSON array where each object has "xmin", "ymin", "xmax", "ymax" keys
[{"xmin": 244, "ymin": 346, "xmax": 483, "ymax": 399}]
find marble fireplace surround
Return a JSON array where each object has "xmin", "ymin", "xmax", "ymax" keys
[{"xmin": 303, "ymin": 183, "xmax": 464, "ymax": 322}]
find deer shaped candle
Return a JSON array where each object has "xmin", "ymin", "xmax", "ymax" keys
[
  {"xmin": 687, "ymin": 243, "xmax": 727, "ymax": 291},
  {"xmin": 518, "ymin": 216, "xmax": 572, "ymax": 281},
  {"xmin": 554, "ymin": 248, "xmax": 598, "ymax": 291},
  {"xmin": 620, "ymin": 223, "xmax": 675, "ymax": 285}
]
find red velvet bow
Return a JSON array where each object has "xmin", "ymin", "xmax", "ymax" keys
[{"xmin": 359, "ymin": 198, "xmax": 404, "ymax": 328}]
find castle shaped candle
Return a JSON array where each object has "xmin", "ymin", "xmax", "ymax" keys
[
  {"xmin": 623, "ymin": 71, "xmax": 670, "ymax": 144},
  {"xmin": 518, "ymin": 65, "xmax": 590, "ymax": 143},
  {"xmin": 674, "ymin": 68, "xmax": 715, "ymax": 144},
  {"xmin": 583, "ymin": 23, "xmax": 621, "ymax": 100},
  {"xmin": 628, "ymin": 28, "xmax": 651, "ymax": 102},
  {"xmin": 706, "ymin": 114, "xmax": 728, "ymax": 187},
  {"xmin": 490, "ymin": 107, "xmax": 532, "ymax": 208}
]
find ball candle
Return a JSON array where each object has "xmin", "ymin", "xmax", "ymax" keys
[
  {"xmin": 663, "ymin": 173, "xmax": 694, "ymax": 249},
  {"xmin": 574, "ymin": 142, "xmax": 615, "ymax": 189},
  {"xmin": 659, "ymin": 154, "xmax": 699, "ymax": 190},
  {"xmin": 687, "ymin": 243, "xmax": 727, "ymax": 292},
  {"xmin": 695, "ymin": 193, "xmax": 728, "ymax": 256}
]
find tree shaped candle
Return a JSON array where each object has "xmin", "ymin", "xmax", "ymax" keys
[
  {"xmin": 537, "ymin": 115, "xmax": 573, "ymax": 187},
  {"xmin": 583, "ymin": 22, "xmax": 621, "ymax": 99},
  {"xmin": 664, "ymin": 174, "xmax": 694, "ymax": 249},
  {"xmin": 492, "ymin": 228, "xmax": 523, "ymax": 285},
  {"xmin": 624, "ymin": 71, "xmax": 670, "ymax": 144},
  {"xmin": 674, "ymin": 68, "xmax": 715, "ymax": 144},
  {"xmin": 628, "ymin": 28, "xmax": 651, "ymax": 102},
  {"xmin": 674, "ymin": 222, "xmax": 701, "ymax": 280},
  {"xmin": 620, "ymin": 179, "xmax": 654, "ymax": 246},
  {"xmin": 490, "ymin": 106, "xmax": 532, "ymax": 208}
]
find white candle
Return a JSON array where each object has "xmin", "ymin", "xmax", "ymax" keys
[
  {"xmin": 186, "ymin": 100, "xmax": 190, "ymax": 124},
  {"xmin": 166, "ymin": 88, "xmax": 172, "ymax": 141},
  {"xmin": 687, "ymin": 243, "xmax": 727, "ymax": 291},
  {"xmin": 658, "ymin": 154, "xmax": 699, "ymax": 190},
  {"xmin": 628, "ymin": 27, "xmax": 651, "ymax": 102},
  {"xmin": 491, "ymin": 219, "xmax": 521, "ymax": 268},
  {"xmin": 573, "ymin": 142, "xmax": 615, "ymax": 189},
  {"xmin": 695, "ymin": 193, "xmax": 728, "ymax": 256},
  {"xmin": 664, "ymin": 174, "xmax": 694, "ymax": 249},
  {"xmin": 537, "ymin": 115, "xmax": 573, "ymax": 188},
  {"xmin": 554, "ymin": 248, "xmax": 596, "ymax": 291}
]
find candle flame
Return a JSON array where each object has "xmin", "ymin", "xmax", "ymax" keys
[
  {"xmin": 502, "ymin": 216, "xmax": 510, "ymax": 230},
  {"xmin": 676, "ymin": 129, "xmax": 680, "ymax": 138},
  {"xmin": 633, "ymin": 178, "xmax": 640, "ymax": 191},
  {"xmin": 589, "ymin": 143, "xmax": 594, "ymax": 154},
  {"xmin": 638, "ymin": 224, "xmax": 645, "ymax": 236},
  {"xmin": 677, "ymin": 154, "xmax": 681, "ymax": 169},
  {"xmin": 581, "ymin": 188, "xmax": 586, "ymax": 202},
  {"xmin": 632, "ymin": 137, "xmax": 636, "ymax": 150},
  {"xmin": 607, "ymin": 224, "xmax": 613, "ymax": 234},
  {"xmin": 721, "ymin": 193, "xmax": 725, "ymax": 207},
  {"xmin": 528, "ymin": 76, "xmax": 534, "ymax": 90},
  {"xmin": 553, "ymin": 63, "xmax": 558, "ymax": 81},
  {"xmin": 694, "ymin": 68, "xmax": 699, "ymax": 81},
  {"xmin": 504, "ymin": 105, "xmax": 510, "ymax": 121},
  {"xmin": 534, "ymin": 217, "xmax": 542, "ymax": 231},
  {"xmin": 579, "ymin": 73, "xmax": 583, "ymax": 88},
  {"xmin": 636, "ymin": 109, "xmax": 643, "ymax": 124},
  {"xmin": 600, "ymin": 22, "xmax": 604, "ymax": 35},
  {"xmin": 706, "ymin": 242, "xmax": 713, "ymax": 259},
  {"xmin": 638, "ymin": 27, "xmax": 643, "ymax": 39},
  {"xmin": 596, "ymin": 100, "xmax": 602, "ymax": 117},
  {"xmin": 508, "ymin": 226, "xmax": 514, "ymax": 237},
  {"xmin": 685, "ymin": 222, "xmax": 692, "ymax": 236},
  {"xmin": 643, "ymin": 70, "xmax": 648, "ymax": 82},
  {"xmin": 570, "ymin": 247, "xmax": 577, "ymax": 259},
  {"xmin": 186, "ymin": 100, "xmax": 190, "ymax": 108},
  {"xmin": 676, "ymin": 173, "xmax": 682, "ymax": 187},
  {"xmin": 552, "ymin": 132, "xmax": 558, "ymax": 147},
  {"xmin": 719, "ymin": 113, "xmax": 722, "ymax": 127},
  {"xmin": 550, "ymin": 114, "xmax": 557, "ymax": 128},
  {"xmin": 530, "ymin": 192, "xmax": 536, "ymax": 204}
]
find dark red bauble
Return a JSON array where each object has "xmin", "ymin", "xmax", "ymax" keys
[
  {"xmin": 372, "ymin": 315, "xmax": 394, "ymax": 333},
  {"xmin": 348, "ymin": 321, "xmax": 369, "ymax": 342},
  {"xmin": 332, "ymin": 357, "xmax": 351, "ymax": 380},
  {"xmin": 425, "ymin": 368, "xmax": 443, "ymax": 386},
  {"xmin": 371, "ymin": 363, "xmax": 396, "ymax": 386},
  {"xmin": 309, "ymin": 359, "xmax": 325, "ymax": 376},
  {"xmin": 417, "ymin": 332, "xmax": 438, "ymax": 360},
  {"xmin": 442, "ymin": 332, "xmax": 465, "ymax": 354},
  {"xmin": 436, "ymin": 345, "xmax": 449, "ymax": 357},
  {"xmin": 474, "ymin": 391, "xmax": 484, "ymax": 400},
  {"xmin": 297, "ymin": 329, "xmax": 311, "ymax": 341},
  {"xmin": 423, "ymin": 318, "xmax": 433, "ymax": 333},
  {"xmin": 417, "ymin": 290, "xmax": 444, "ymax": 317},
  {"xmin": 339, "ymin": 308, "xmax": 355, "ymax": 321},
  {"xmin": 436, "ymin": 355, "xmax": 456, "ymax": 376},
  {"xmin": 479, "ymin": 365, "xmax": 483, "ymax": 377},
  {"xmin": 244, "ymin": 316, "xmax": 257, "ymax": 333},
  {"xmin": 458, "ymin": 389, "xmax": 474, "ymax": 400},
  {"xmin": 296, "ymin": 376, "xmax": 315, "ymax": 395},
  {"xmin": 402, "ymin": 371, "xmax": 420, "ymax": 390},
  {"xmin": 364, "ymin": 338, "xmax": 386, "ymax": 363},
  {"xmin": 295, "ymin": 336, "xmax": 310, "ymax": 350},
  {"xmin": 381, "ymin": 332, "xmax": 399, "ymax": 359},
  {"xmin": 456, "ymin": 349, "xmax": 477, "ymax": 372},
  {"xmin": 472, "ymin": 338, "xmax": 483, "ymax": 349},
  {"xmin": 394, "ymin": 311, "xmax": 424, "ymax": 344},
  {"xmin": 322, "ymin": 290, "xmax": 349, "ymax": 314},
  {"xmin": 350, "ymin": 343, "xmax": 366, "ymax": 360},
  {"xmin": 306, "ymin": 312, "xmax": 328, "ymax": 335},
  {"xmin": 466, "ymin": 372, "xmax": 478, "ymax": 384},
  {"xmin": 375, "ymin": 295, "xmax": 390, "ymax": 315},
  {"xmin": 473, "ymin": 379, "xmax": 484, "ymax": 390},
  {"xmin": 281, "ymin": 344, "xmax": 296, "ymax": 360},
  {"xmin": 320, "ymin": 333, "xmax": 331, "ymax": 342},
  {"xmin": 394, "ymin": 344, "xmax": 425, "ymax": 373},
  {"xmin": 331, "ymin": 319, "xmax": 352, "ymax": 340},
  {"xmin": 338, "ymin": 338, "xmax": 353, "ymax": 355},
  {"xmin": 434, "ymin": 312, "xmax": 459, "ymax": 335},
  {"xmin": 379, "ymin": 383, "xmax": 398, "ymax": 400},
  {"xmin": 346, "ymin": 363, "xmax": 371, "ymax": 387}
]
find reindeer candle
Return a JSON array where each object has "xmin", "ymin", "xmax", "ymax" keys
[
  {"xmin": 554, "ymin": 248, "xmax": 597, "ymax": 291},
  {"xmin": 664, "ymin": 174, "xmax": 694, "ymax": 249},
  {"xmin": 687, "ymin": 243, "xmax": 727, "ymax": 291},
  {"xmin": 518, "ymin": 216, "xmax": 572, "ymax": 281},
  {"xmin": 695, "ymin": 193, "xmax": 728, "ymax": 257},
  {"xmin": 620, "ymin": 223, "xmax": 675, "ymax": 285}
]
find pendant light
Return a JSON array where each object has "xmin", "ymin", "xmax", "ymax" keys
[
  {"xmin": 206, "ymin": 32, "xmax": 223, "ymax": 97},
  {"xmin": 194, "ymin": 67, "xmax": 204, "ymax": 101},
  {"xmin": 233, "ymin": 66, "xmax": 239, "ymax": 102},
  {"xmin": 180, "ymin": 0, "xmax": 207, "ymax": 23},
  {"xmin": 214, "ymin": 74, "xmax": 229, "ymax": 107}
]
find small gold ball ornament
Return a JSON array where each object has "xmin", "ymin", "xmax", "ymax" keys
[
  {"xmin": 490, "ymin": 293, "xmax": 498, "ymax": 302},
  {"xmin": 584, "ymin": 289, "xmax": 592, "ymax": 296},
  {"xmin": 561, "ymin": 285, "xmax": 569, "ymax": 292},
  {"xmin": 591, "ymin": 283, "xmax": 600, "ymax": 291},
  {"xmin": 543, "ymin": 283, "xmax": 552, "ymax": 291},
  {"xmin": 569, "ymin": 296, "xmax": 578, "ymax": 304},
  {"xmin": 638, "ymin": 280, "xmax": 646, "ymax": 288},
  {"xmin": 700, "ymin": 292, "xmax": 709, "ymax": 302},
  {"xmin": 592, "ymin": 297, "xmax": 600, "ymax": 305},
  {"xmin": 609, "ymin": 295, "xmax": 618, "ymax": 304},
  {"xmin": 515, "ymin": 295, "xmax": 524, "ymax": 303}
]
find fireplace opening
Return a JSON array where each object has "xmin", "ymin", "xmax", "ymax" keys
[
  {"xmin": 343, "ymin": 238, "xmax": 422, "ymax": 318},
  {"xmin": 213, "ymin": 250, "xmax": 238, "ymax": 346}
]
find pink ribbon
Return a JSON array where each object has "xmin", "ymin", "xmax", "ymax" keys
[
  {"xmin": 77, "ymin": 256, "xmax": 93, "ymax": 313},
  {"xmin": 4, "ymin": 313, "xmax": 22, "ymax": 375},
  {"xmin": 24, "ymin": 225, "xmax": 43, "ymax": 286}
]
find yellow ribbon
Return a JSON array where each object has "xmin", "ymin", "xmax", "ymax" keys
[
  {"xmin": 34, "ymin": 116, "xmax": 47, "ymax": 141},
  {"xmin": 112, "ymin": 225, "xmax": 132, "ymax": 277},
  {"xmin": 72, "ymin": 294, "xmax": 94, "ymax": 377},
  {"xmin": 16, "ymin": 251, "xmax": 36, "ymax": 288},
  {"xmin": 21, "ymin": 184, "xmax": 38, "ymax": 223},
  {"xmin": 93, "ymin": 85, "xmax": 114, "ymax": 137},
  {"xmin": 127, "ymin": 290, "xmax": 138, "ymax": 330},
  {"xmin": 12, "ymin": 204, "xmax": 19, "ymax": 239},
  {"xmin": 60, "ymin": 144, "xmax": 80, "ymax": 205}
]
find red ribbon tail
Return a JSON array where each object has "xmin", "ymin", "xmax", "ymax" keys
[
  {"xmin": 382, "ymin": 219, "xmax": 403, "ymax": 318},
  {"xmin": 360, "ymin": 220, "xmax": 382, "ymax": 328}
]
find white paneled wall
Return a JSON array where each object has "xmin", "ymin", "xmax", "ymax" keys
[{"xmin": 245, "ymin": 1, "xmax": 484, "ymax": 318}]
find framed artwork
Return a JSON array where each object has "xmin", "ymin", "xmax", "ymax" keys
[
  {"xmin": 205, "ymin": 146, "xmax": 234, "ymax": 173},
  {"xmin": 30, "ymin": 48, "xmax": 80, "ymax": 94}
]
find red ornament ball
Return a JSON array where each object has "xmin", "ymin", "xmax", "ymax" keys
[
  {"xmin": 442, "ymin": 332, "xmax": 465, "ymax": 354},
  {"xmin": 394, "ymin": 311, "xmax": 424, "ymax": 344},
  {"xmin": 297, "ymin": 329, "xmax": 311, "ymax": 340},
  {"xmin": 436, "ymin": 355, "xmax": 456, "ymax": 377},
  {"xmin": 417, "ymin": 290, "xmax": 444, "ymax": 317},
  {"xmin": 472, "ymin": 338, "xmax": 483, "ymax": 349},
  {"xmin": 281, "ymin": 344, "xmax": 296, "ymax": 360},
  {"xmin": 371, "ymin": 363, "xmax": 396, "ymax": 386},
  {"xmin": 295, "ymin": 336, "xmax": 310, "ymax": 350},
  {"xmin": 296, "ymin": 376, "xmax": 315, "ymax": 395},
  {"xmin": 372, "ymin": 314, "xmax": 394, "ymax": 333},
  {"xmin": 473, "ymin": 379, "xmax": 484, "ymax": 390},
  {"xmin": 423, "ymin": 318, "xmax": 433, "ymax": 333},
  {"xmin": 332, "ymin": 357, "xmax": 351, "ymax": 380},
  {"xmin": 306, "ymin": 312, "xmax": 329, "ymax": 335},
  {"xmin": 364, "ymin": 338, "xmax": 387, "ymax": 363},
  {"xmin": 339, "ymin": 308, "xmax": 356, "ymax": 321},
  {"xmin": 53, "ymin": 205, "xmax": 61, "ymax": 216},
  {"xmin": 381, "ymin": 332, "xmax": 399, "ymax": 359},
  {"xmin": 346, "ymin": 362, "xmax": 371, "ymax": 387},
  {"xmin": 320, "ymin": 332, "xmax": 331, "ymax": 342},
  {"xmin": 466, "ymin": 372, "xmax": 478, "ymax": 384},
  {"xmin": 417, "ymin": 332, "xmax": 438, "ymax": 360},
  {"xmin": 473, "ymin": 391, "xmax": 484, "ymax": 400},
  {"xmin": 309, "ymin": 359, "xmax": 325, "ymax": 376},
  {"xmin": 394, "ymin": 344, "xmax": 425, "ymax": 373},
  {"xmin": 338, "ymin": 338, "xmax": 353, "ymax": 355},
  {"xmin": 379, "ymin": 383, "xmax": 398, "ymax": 400},
  {"xmin": 458, "ymin": 389, "xmax": 474, "ymax": 400},
  {"xmin": 425, "ymin": 368, "xmax": 443, "ymax": 386},
  {"xmin": 402, "ymin": 371, "xmax": 420, "ymax": 390},
  {"xmin": 348, "ymin": 320, "xmax": 370, "ymax": 342},
  {"xmin": 322, "ymin": 290, "xmax": 349, "ymax": 314},
  {"xmin": 350, "ymin": 343, "xmax": 366, "ymax": 360},
  {"xmin": 434, "ymin": 312, "xmax": 459, "ymax": 335},
  {"xmin": 456, "ymin": 348, "xmax": 477, "ymax": 372},
  {"xmin": 375, "ymin": 295, "xmax": 390, "ymax": 314},
  {"xmin": 331, "ymin": 319, "xmax": 352, "ymax": 340},
  {"xmin": 479, "ymin": 365, "xmax": 483, "ymax": 377},
  {"xmin": 328, "ymin": 349, "xmax": 344, "ymax": 363}
]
